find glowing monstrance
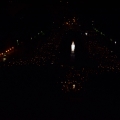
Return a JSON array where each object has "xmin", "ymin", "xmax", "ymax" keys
[{"xmin": 71, "ymin": 41, "xmax": 75, "ymax": 53}]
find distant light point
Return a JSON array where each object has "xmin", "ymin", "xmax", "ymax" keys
[
  {"xmin": 73, "ymin": 84, "xmax": 75, "ymax": 89},
  {"xmin": 85, "ymin": 32, "xmax": 88, "ymax": 36}
]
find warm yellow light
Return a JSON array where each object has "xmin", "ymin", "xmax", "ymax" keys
[
  {"xmin": 73, "ymin": 19, "xmax": 75, "ymax": 22},
  {"xmin": 66, "ymin": 22, "xmax": 68, "ymax": 25},
  {"xmin": 73, "ymin": 84, "xmax": 75, "ymax": 89},
  {"xmin": 8, "ymin": 50, "xmax": 9, "ymax": 52},
  {"xmin": 6, "ymin": 51, "xmax": 7, "ymax": 53}
]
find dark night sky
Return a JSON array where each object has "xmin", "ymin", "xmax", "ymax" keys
[
  {"xmin": 2, "ymin": 0, "xmax": 120, "ymax": 17},
  {"xmin": 1, "ymin": 0, "xmax": 120, "ymax": 45}
]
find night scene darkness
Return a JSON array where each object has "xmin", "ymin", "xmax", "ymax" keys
[{"xmin": 1, "ymin": 0, "xmax": 120, "ymax": 119}]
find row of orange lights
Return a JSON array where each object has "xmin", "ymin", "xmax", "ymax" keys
[
  {"xmin": 0, "ymin": 47, "xmax": 14, "ymax": 56},
  {"xmin": 6, "ymin": 47, "xmax": 14, "ymax": 53}
]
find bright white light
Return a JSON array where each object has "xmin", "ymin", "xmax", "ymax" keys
[
  {"xmin": 3, "ymin": 58, "xmax": 6, "ymax": 62},
  {"xmin": 71, "ymin": 41, "xmax": 75, "ymax": 53},
  {"xmin": 85, "ymin": 32, "xmax": 88, "ymax": 36},
  {"xmin": 73, "ymin": 84, "xmax": 75, "ymax": 89},
  {"xmin": 115, "ymin": 41, "xmax": 117, "ymax": 44}
]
